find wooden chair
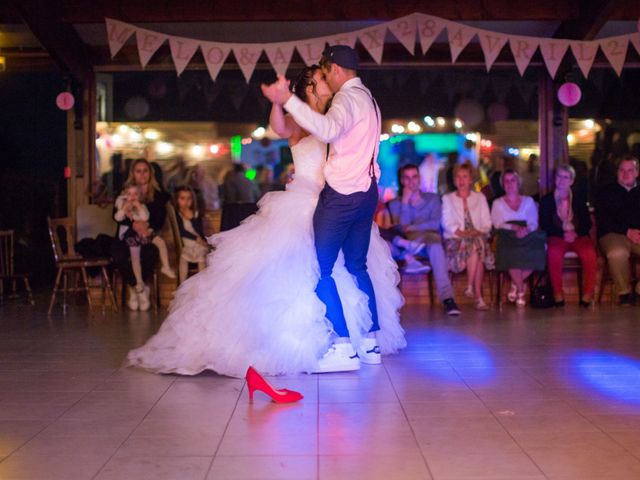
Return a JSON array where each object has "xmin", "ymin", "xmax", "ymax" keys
[
  {"xmin": 597, "ymin": 253, "xmax": 640, "ymax": 304},
  {"xmin": 47, "ymin": 217, "xmax": 118, "ymax": 315},
  {"xmin": 397, "ymin": 259, "xmax": 435, "ymax": 305},
  {"xmin": 0, "ymin": 230, "xmax": 34, "ymax": 305},
  {"xmin": 562, "ymin": 251, "xmax": 584, "ymax": 300}
]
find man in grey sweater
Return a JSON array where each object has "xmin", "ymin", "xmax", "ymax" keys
[{"xmin": 385, "ymin": 164, "xmax": 461, "ymax": 316}]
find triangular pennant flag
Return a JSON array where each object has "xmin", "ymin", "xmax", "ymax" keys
[
  {"xmin": 326, "ymin": 32, "xmax": 358, "ymax": 49},
  {"xmin": 388, "ymin": 14, "xmax": 417, "ymax": 55},
  {"xmin": 539, "ymin": 39, "xmax": 570, "ymax": 78},
  {"xmin": 630, "ymin": 32, "xmax": 640, "ymax": 56},
  {"xmin": 105, "ymin": 18, "xmax": 135, "ymax": 58},
  {"xmin": 169, "ymin": 36, "xmax": 199, "ymax": 76},
  {"xmin": 570, "ymin": 41, "xmax": 599, "ymax": 78},
  {"xmin": 136, "ymin": 27, "xmax": 168, "ymax": 68},
  {"xmin": 415, "ymin": 14, "xmax": 447, "ymax": 55},
  {"xmin": 200, "ymin": 41, "xmax": 231, "ymax": 82},
  {"xmin": 296, "ymin": 38, "xmax": 327, "ymax": 66},
  {"xmin": 509, "ymin": 36, "xmax": 540, "ymax": 76},
  {"xmin": 358, "ymin": 25, "xmax": 387, "ymax": 64},
  {"xmin": 447, "ymin": 23, "xmax": 476, "ymax": 63},
  {"xmin": 629, "ymin": 32, "xmax": 640, "ymax": 60},
  {"xmin": 477, "ymin": 30, "xmax": 508, "ymax": 71},
  {"xmin": 264, "ymin": 42, "xmax": 295, "ymax": 76},
  {"xmin": 600, "ymin": 35, "xmax": 629, "ymax": 76},
  {"xmin": 232, "ymin": 43, "xmax": 263, "ymax": 82}
]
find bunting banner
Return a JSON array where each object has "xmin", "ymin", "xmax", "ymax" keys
[
  {"xmin": 539, "ymin": 39, "xmax": 570, "ymax": 79},
  {"xmin": 105, "ymin": 14, "xmax": 640, "ymax": 82},
  {"xmin": 169, "ymin": 36, "xmax": 200, "ymax": 76},
  {"xmin": 135, "ymin": 27, "xmax": 168, "ymax": 68}
]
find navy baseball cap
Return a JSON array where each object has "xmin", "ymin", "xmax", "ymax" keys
[{"xmin": 322, "ymin": 45, "xmax": 359, "ymax": 70}]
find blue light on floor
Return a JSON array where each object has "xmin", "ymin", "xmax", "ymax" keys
[
  {"xmin": 418, "ymin": 329, "xmax": 496, "ymax": 384},
  {"xmin": 571, "ymin": 350, "xmax": 640, "ymax": 404}
]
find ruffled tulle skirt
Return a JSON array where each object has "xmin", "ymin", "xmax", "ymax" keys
[{"xmin": 127, "ymin": 181, "xmax": 405, "ymax": 378}]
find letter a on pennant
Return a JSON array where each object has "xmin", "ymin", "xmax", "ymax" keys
[
  {"xmin": 447, "ymin": 24, "xmax": 476, "ymax": 63},
  {"xmin": 265, "ymin": 42, "xmax": 295, "ymax": 76}
]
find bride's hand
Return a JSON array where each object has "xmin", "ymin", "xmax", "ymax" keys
[{"xmin": 261, "ymin": 75, "xmax": 291, "ymax": 105}]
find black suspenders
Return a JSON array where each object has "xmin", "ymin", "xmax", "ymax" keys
[{"xmin": 326, "ymin": 87, "xmax": 381, "ymax": 177}]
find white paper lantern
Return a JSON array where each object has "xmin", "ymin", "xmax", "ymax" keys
[
  {"xmin": 454, "ymin": 99, "xmax": 484, "ymax": 128},
  {"xmin": 557, "ymin": 82, "xmax": 581, "ymax": 107},
  {"xmin": 124, "ymin": 96, "xmax": 150, "ymax": 119},
  {"xmin": 487, "ymin": 102, "xmax": 509, "ymax": 122}
]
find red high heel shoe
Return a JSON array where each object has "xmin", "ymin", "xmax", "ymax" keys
[{"xmin": 245, "ymin": 366, "xmax": 303, "ymax": 404}]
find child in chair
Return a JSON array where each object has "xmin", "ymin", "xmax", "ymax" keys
[
  {"xmin": 174, "ymin": 186, "xmax": 209, "ymax": 282},
  {"xmin": 114, "ymin": 183, "xmax": 175, "ymax": 293}
]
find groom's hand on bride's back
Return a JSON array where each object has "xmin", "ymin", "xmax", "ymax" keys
[{"xmin": 261, "ymin": 75, "xmax": 292, "ymax": 105}]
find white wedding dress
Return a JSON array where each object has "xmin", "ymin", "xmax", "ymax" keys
[{"xmin": 127, "ymin": 135, "xmax": 405, "ymax": 378}]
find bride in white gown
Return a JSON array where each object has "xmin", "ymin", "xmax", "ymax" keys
[{"xmin": 127, "ymin": 66, "xmax": 405, "ymax": 378}]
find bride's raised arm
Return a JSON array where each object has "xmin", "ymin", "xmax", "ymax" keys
[{"xmin": 269, "ymin": 103, "xmax": 298, "ymax": 140}]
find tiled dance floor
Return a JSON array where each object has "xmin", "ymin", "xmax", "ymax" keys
[{"xmin": 1, "ymin": 297, "xmax": 639, "ymax": 479}]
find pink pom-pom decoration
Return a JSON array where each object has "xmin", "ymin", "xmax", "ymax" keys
[{"xmin": 557, "ymin": 82, "xmax": 582, "ymax": 107}]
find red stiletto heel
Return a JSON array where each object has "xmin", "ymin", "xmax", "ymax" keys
[{"xmin": 245, "ymin": 366, "xmax": 303, "ymax": 403}]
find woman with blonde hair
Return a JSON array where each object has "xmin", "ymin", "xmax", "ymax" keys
[
  {"xmin": 442, "ymin": 163, "xmax": 494, "ymax": 310},
  {"xmin": 111, "ymin": 158, "xmax": 172, "ymax": 311}
]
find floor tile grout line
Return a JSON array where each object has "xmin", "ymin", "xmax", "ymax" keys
[
  {"xmin": 90, "ymin": 373, "xmax": 177, "ymax": 480},
  {"xmin": 383, "ymin": 358, "xmax": 436, "ymax": 480},
  {"xmin": 0, "ymin": 367, "xmax": 123, "ymax": 465},
  {"xmin": 202, "ymin": 377, "xmax": 247, "ymax": 480},
  {"xmin": 572, "ymin": 407, "xmax": 640, "ymax": 465},
  {"xmin": 448, "ymin": 361, "xmax": 551, "ymax": 480}
]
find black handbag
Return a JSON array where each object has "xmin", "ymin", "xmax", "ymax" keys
[{"xmin": 530, "ymin": 272, "xmax": 555, "ymax": 309}]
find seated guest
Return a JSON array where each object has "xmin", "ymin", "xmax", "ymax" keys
[
  {"xmin": 491, "ymin": 169, "xmax": 546, "ymax": 307},
  {"xmin": 111, "ymin": 159, "xmax": 171, "ymax": 311},
  {"xmin": 595, "ymin": 155, "xmax": 640, "ymax": 305},
  {"xmin": 539, "ymin": 165, "xmax": 597, "ymax": 307},
  {"xmin": 384, "ymin": 164, "xmax": 461, "ymax": 316},
  {"xmin": 442, "ymin": 163, "xmax": 494, "ymax": 310}
]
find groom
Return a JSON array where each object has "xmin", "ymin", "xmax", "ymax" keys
[{"xmin": 262, "ymin": 45, "xmax": 381, "ymax": 373}]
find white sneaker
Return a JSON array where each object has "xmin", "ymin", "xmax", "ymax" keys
[
  {"xmin": 358, "ymin": 338, "xmax": 381, "ymax": 365},
  {"xmin": 138, "ymin": 285, "xmax": 151, "ymax": 311},
  {"xmin": 127, "ymin": 286, "xmax": 139, "ymax": 311},
  {"xmin": 314, "ymin": 343, "xmax": 360, "ymax": 373},
  {"xmin": 161, "ymin": 266, "xmax": 176, "ymax": 279},
  {"xmin": 403, "ymin": 261, "xmax": 430, "ymax": 275},
  {"xmin": 407, "ymin": 240, "xmax": 426, "ymax": 256}
]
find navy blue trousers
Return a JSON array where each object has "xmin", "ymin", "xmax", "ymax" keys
[{"xmin": 313, "ymin": 178, "xmax": 379, "ymax": 338}]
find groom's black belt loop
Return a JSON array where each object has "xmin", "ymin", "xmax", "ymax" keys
[{"xmin": 325, "ymin": 87, "xmax": 380, "ymax": 179}]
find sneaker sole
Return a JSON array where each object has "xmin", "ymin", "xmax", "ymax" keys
[
  {"xmin": 359, "ymin": 356, "xmax": 382, "ymax": 365},
  {"xmin": 313, "ymin": 362, "xmax": 361, "ymax": 374}
]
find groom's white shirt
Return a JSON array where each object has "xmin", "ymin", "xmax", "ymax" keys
[{"xmin": 284, "ymin": 77, "xmax": 381, "ymax": 195}]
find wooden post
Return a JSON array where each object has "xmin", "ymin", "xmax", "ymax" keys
[
  {"xmin": 66, "ymin": 71, "xmax": 96, "ymax": 222},
  {"xmin": 538, "ymin": 72, "xmax": 568, "ymax": 196}
]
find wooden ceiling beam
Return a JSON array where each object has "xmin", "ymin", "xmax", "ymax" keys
[
  {"xmin": 10, "ymin": 0, "xmax": 92, "ymax": 80},
  {"xmin": 57, "ymin": 0, "xmax": 589, "ymax": 23},
  {"xmin": 553, "ymin": 0, "xmax": 617, "ymax": 40}
]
